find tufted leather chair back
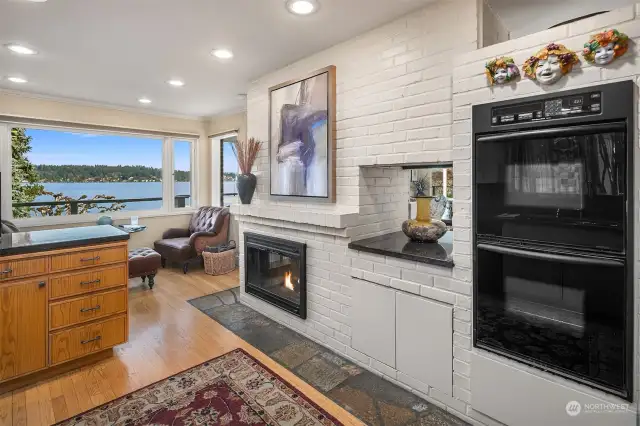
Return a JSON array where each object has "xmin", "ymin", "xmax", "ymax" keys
[
  {"xmin": 1, "ymin": 220, "xmax": 20, "ymax": 235},
  {"xmin": 188, "ymin": 207, "xmax": 229, "ymax": 235}
]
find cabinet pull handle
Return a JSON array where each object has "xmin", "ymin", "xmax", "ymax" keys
[
  {"xmin": 0, "ymin": 268, "xmax": 12, "ymax": 275},
  {"xmin": 80, "ymin": 279, "xmax": 101, "ymax": 286},
  {"xmin": 38, "ymin": 281, "xmax": 46, "ymax": 288},
  {"xmin": 80, "ymin": 256, "xmax": 100, "ymax": 262},
  {"xmin": 80, "ymin": 336, "xmax": 102, "ymax": 345},
  {"xmin": 80, "ymin": 305, "xmax": 101, "ymax": 313}
]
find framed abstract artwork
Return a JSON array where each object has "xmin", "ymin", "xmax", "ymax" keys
[{"xmin": 269, "ymin": 65, "xmax": 336, "ymax": 201}]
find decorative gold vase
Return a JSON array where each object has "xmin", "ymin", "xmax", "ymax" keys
[{"xmin": 402, "ymin": 196, "xmax": 448, "ymax": 243}]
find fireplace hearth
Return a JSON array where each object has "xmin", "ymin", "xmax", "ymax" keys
[{"xmin": 244, "ymin": 233, "xmax": 307, "ymax": 319}]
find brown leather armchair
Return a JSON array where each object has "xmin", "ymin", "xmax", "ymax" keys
[{"xmin": 154, "ymin": 207, "xmax": 230, "ymax": 274}]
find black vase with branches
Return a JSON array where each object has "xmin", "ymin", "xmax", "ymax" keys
[{"xmin": 233, "ymin": 138, "xmax": 263, "ymax": 204}]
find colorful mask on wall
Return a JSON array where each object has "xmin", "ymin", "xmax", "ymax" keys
[
  {"xmin": 583, "ymin": 29, "xmax": 629, "ymax": 66},
  {"xmin": 485, "ymin": 57, "xmax": 520, "ymax": 85},
  {"xmin": 523, "ymin": 43, "xmax": 580, "ymax": 85}
]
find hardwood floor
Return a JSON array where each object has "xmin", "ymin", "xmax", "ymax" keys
[{"xmin": 0, "ymin": 268, "xmax": 362, "ymax": 426}]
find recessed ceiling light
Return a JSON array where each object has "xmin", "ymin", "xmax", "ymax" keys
[
  {"xmin": 212, "ymin": 49, "xmax": 233, "ymax": 59},
  {"xmin": 167, "ymin": 79, "xmax": 185, "ymax": 87},
  {"xmin": 138, "ymin": 97, "xmax": 152, "ymax": 104},
  {"xmin": 5, "ymin": 43, "xmax": 37, "ymax": 55},
  {"xmin": 7, "ymin": 76, "xmax": 27, "ymax": 84},
  {"xmin": 286, "ymin": 0, "xmax": 318, "ymax": 15}
]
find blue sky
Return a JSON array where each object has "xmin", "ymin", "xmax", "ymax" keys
[
  {"xmin": 25, "ymin": 129, "xmax": 239, "ymax": 174},
  {"xmin": 25, "ymin": 129, "xmax": 191, "ymax": 170},
  {"xmin": 222, "ymin": 141, "xmax": 238, "ymax": 174}
]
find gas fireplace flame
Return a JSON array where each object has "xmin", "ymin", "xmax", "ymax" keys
[{"xmin": 284, "ymin": 272, "xmax": 294, "ymax": 291}]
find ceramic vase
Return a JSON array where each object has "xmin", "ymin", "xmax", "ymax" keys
[
  {"xmin": 97, "ymin": 216, "xmax": 113, "ymax": 225},
  {"xmin": 402, "ymin": 196, "xmax": 447, "ymax": 243},
  {"xmin": 237, "ymin": 173, "xmax": 257, "ymax": 205}
]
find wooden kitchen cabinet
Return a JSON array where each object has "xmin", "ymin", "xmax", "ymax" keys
[
  {"xmin": 0, "ymin": 238, "xmax": 129, "ymax": 390},
  {"xmin": 0, "ymin": 278, "xmax": 47, "ymax": 381}
]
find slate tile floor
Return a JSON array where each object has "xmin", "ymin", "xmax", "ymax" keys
[{"xmin": 189, "ymin": 288, "xmax": 468, "ymax": 426}]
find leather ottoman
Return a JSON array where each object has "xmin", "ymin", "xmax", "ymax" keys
[{"xmin": 129, "ymin": 247, "xmax": 162, "ymax": 289}]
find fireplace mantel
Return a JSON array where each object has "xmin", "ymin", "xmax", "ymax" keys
[{"xmin": 231, "ymin": 204, "xmax": 360, "ymax": 229}]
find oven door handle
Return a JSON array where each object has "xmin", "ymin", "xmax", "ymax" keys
[
  {"xmin": 477, "ymin": 244, "xmax": 624, "ymax": 267},
  {"xmin": 476, "ymin": 122, "xmax": 626, "ymax": 143}
]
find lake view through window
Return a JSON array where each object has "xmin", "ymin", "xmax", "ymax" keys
[
  {"xmin": 10, "ymin": 127, "xmax": 193, "ymax": 218},
  {"xmin": 221, "ymin": 136, "xmax": 239, "ymax": 206}
]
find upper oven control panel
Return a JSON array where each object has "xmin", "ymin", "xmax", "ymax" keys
[{"xmin": 491, "ymin": 91, "xmax": 602, "ymax": 126}]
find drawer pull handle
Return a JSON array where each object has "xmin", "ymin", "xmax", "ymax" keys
[
  {"xmin": 80, "ymin": 305, "xmax": 101, "ymax": 313},
  {"xmin": 0, "ymin": 268, "xmax": 12, "ymax": 275},
  {"xmin": 80, "ymin": 279, "xmax": 101, "ymax": 286},
  {"xmin": 38, "ymin": 281, "xmax": 46, "ymax": 288},
  {"xmin": 80, "ymin": 256, "xmax": 100, "ymax": 262},
  {"xmin": 80, "ymin": 336, "xmax": 102, "ymax": 345}
]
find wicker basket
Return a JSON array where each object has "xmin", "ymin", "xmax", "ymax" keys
[{"xmin": 203, "ymin": 250, "xmax": 236, "ymax": 276}]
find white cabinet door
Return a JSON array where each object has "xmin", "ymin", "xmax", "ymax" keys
[
  {"xmin": 396, "ymin": 292, "xmax": 453, "ymax": 394},
  {"xmin": 351, "ymin": 278, "xmax": 396, "ymax": 367}
]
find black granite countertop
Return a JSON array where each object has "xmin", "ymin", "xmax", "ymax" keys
[
  {"xmin": 0, "ymin": 225, "xmax": 130, "ymax": 256},
  {"xmin": 348, "ymin": 231, "xmax": 454, "ymax": 268}
]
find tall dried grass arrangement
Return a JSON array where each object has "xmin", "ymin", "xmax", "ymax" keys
[{"xmin": 232, "ymin": 137, "xmax": 263, "ymax": 174}]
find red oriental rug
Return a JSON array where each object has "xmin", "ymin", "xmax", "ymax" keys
[{"xmin": 55, "ymin": 348, "xmax": 344, "ymax": 426}]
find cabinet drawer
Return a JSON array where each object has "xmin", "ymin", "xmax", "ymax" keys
[
  {"xmin": 49, "ymin": 264, "xmax": 127, "ymax": 300},
  {"xmin": 50, "ymin": 315, "xmax": 127, "ymax": 365},
  {"xmin": 49, "ymin": 288, "xmax": 127, "ymax": 331},
  {"xmin": 0, "ymin": 257, "xmax": 47, "ymax": 282},
  {"xmin": 50, "ymin": 245, "xmax": 127, "ymax": 272}
]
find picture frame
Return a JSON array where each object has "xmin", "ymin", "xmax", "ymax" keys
[{"xmin": 268, "ymin": 65, "xmax": 336, "ymax": 202}]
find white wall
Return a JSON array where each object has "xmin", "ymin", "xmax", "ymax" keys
[
  {"xmin": 238, "ymin": 0, "xmax": 482, "ymax": 423},
  {"xmin": 453, "ymin": 5, "xmax": 639, "ymax": 425},
  {"xmin": 236, "ymin": 2, "xmax": 640, "ymax": 425},
  {"xmin": 488, "ymin": 0, "xmax": 638, "ymax": 39},
  {"xmin": 0, "ymin": 91, "xmax": 207, "ymax": 250},
  {"xmin": 480, "ymin": 0, "xmax": 510, "ymax": 47}
]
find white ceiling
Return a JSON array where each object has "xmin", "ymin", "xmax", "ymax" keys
[
  {"xmin": 488, "ymin": 0, "xmax": 637, "ymax": 39},
  {"xmin": 0, "ymin": 0, "xmax": 434, "ymax": 118}
]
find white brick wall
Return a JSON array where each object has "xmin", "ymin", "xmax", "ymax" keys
[
  {"xmin": 238, "ymin": 0, "xmax": 640, "ymax": 424},
  {"xmin": 237, "ymin": 1, "xmax": 481, "ymax": 423},
  {"xmin": 237, "ymin": 11, "xmax": 640, "ymax": 426},
  {"xmin": 246, "ymin": 0, "xmax": 478, "ymax": 209},
  {"xmin": 452, "ymin": 4, "xmax": 640, "ymax": 421}
]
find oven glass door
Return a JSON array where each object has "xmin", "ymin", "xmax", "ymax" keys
[
  {"xmin": 475, "ymin": 244, "xmax": 627, "ymax": 395},
  {"xmin": 475, "ymin": 123, "xmax": 627, "ymax": 252}
]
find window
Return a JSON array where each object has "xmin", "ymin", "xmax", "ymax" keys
[
  {"xmin": 1, "ymin": 124, "xmax": 198, "ymax": 222},
  {"xmin": 173, "ymin": 140, "xmax": 194, "ymax": 208},
  {"xmin": 221, "ymin": 136, "xmax": 239, "ymax": 207},
  {"xmin": 408, "ymin": 165, "xmax": 454, "ymax": 225}
]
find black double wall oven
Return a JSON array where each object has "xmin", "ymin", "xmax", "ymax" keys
[{"xmin": 472, "ymin": 81, "xmax": 635, "ymax": 400}]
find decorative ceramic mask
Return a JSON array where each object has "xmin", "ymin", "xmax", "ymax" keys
[
  {"xmin": 583, "ymin": 29, "xmax": 629, "ymax": 65},
  {"xmin": 523, "ymin": 43, "xmax": 580, "ymax": 85},
  {"xmin": 485, "ymin": 57, "xmax": 520, "ymax": 85}
]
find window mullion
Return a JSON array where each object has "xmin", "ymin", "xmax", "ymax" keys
[
  {"xmin": 211, "ymin": 136, "xmax": 222, "ymax": 208},
  {"xmin": 163, "ymin": 137, "xmax": 174, "ymax": 212},
  {"xmin": 191, "ymin": 139, "xmax": 197, "ymax": 208},
  {"xmin": 0, "ymin": 124, "xmax": 11, "ymax": 220}
]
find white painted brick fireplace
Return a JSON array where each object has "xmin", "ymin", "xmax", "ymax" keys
[{"xmin": 232, "ymin": 1, "xmax": 640, "ymax": 425}]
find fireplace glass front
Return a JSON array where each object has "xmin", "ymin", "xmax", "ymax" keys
[{"xmin": 244, "ymin": 233, "xmax": 306, "ymax": 318}]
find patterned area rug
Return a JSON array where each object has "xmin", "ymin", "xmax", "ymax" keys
[{"xmin": 55, "ymin": 348, "xmax": 344, "ymax": 426}]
